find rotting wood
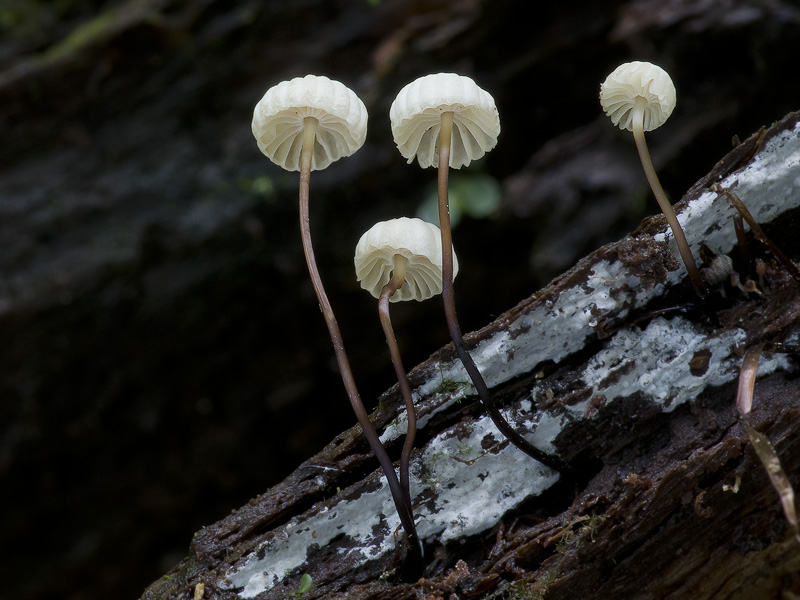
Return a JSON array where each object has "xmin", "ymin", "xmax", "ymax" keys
[{"xmin": 143, "ymin": 111, "xmax": 800, "ymax": 600}]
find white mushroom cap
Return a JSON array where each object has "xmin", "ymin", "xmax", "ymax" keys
[
  {"xmin": 252, "ymin": 74, "xmax": 368, "ymax": 171},
  {"xmin": 599, "ymin": 61, "xmax": 676, "ymax": 132},
  {"xmin": 389, "ymin": 73, "xmax": 500, "ymax": 169},
  {"xmin": 354, "ymin": 217, "xmax": 459, "ymax": 302}
]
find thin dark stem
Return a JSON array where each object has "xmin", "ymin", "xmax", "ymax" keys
[
  {"xmin": 378, "ymin": 256, "xmax": 416, "ymax": 510},
  {"xmin": 297, "ymin": 118, "xmax": 421, "ymax": 556},
  {"xmin": 733, "ymin": 214, "xmax": 751, "ymax": 266},
  {"xmin": 436, "ymin": 112, "xmax": 571, "ymax": 475},
  {"xmin": 631, "ymin": 100, "xmax": 707, "ymax": 297}
]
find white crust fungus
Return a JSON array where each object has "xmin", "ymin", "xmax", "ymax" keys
[
  {"xmin": 252, "ymin": 74, "xmax": 367, "ymax": 171},
  {"xmin": 600, "ymin": 61, "xmax": 676, "ymax": 132},
  {"xmin": 354, "ymin": 217, "xmax": 458, "ymax": 302},
  {"xmin": 389, "ymin": 73, "xmax": 500, "ymax": 169}
]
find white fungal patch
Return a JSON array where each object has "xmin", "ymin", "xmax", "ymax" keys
[
  {"xmin": 524, "ymin": 411, "xmax": 567, "ymax": 455},
  {"xmin": 223, "ymin": 121, "xmax": 800, "ymax": 598},
  {"xmin": 225, "ymin": 480, "xmax": 400, "ymax": 597},
  {"xmin": 659, "ymin": 122, "xmax": 800, "ymax": 282},
  {"xmin": 380, "ymin": 360, "xmax": 474, "ymax": 445},
  {"xmin": 379, "ymin": 411, "xmax": 409, "ymax": 445},
  {"xmin": 468, "ymin": 121, "xmax": 800, "ymax": 391},
  {"xmin": 414, "ymin": 415, "xmax": 559, "ymax": 542},
  {"xmin": 469, "ymin": 330, "xmax": 517, "ymax": 386},
  {"xmin": 225, "ymin": 406, "xmax": 558, "ymax": 597},
  {"xmin": 549, "ymin": 316, "xmax": 792, "ymax": 420},
  {"xmin": 489, "ymin": 260, "xmax": 642, "ymax": 382}
]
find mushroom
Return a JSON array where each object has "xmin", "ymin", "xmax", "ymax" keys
[
  {"xmin": 252, "ymin": 74, "xmax": 367, "ymax": 171},
  {"xmin": 389, "ymin": 74, "xmax": 570, "ymax": 474},
  {"xmin": 355, "ymin": 217, "xmax": 458, "ymax": 511},
  {"xmin": 252, "ymin": 75, "xmax": 421, "ymax": 557},
  {"xmin": 600, "ymin": 61, "xmax": 707, "ymax": 297}
]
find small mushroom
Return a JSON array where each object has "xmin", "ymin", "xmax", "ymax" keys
[
  {"xmin": 390, "ymin": 72, "xmax": 500, "ymax": 169},
  {"xmin": 355, "ymin": 217, "xmax": 457, "ymax": 524},
  {"xmin": 389, "ymin": 74, "xmax": 569, "ymax": 474},
  {"xmin": 355, "ymin": 216, "xmax": 459, "ymax": 302},
  {"xmin": 253, "ymin": 76, "xmax": 420, "ymax": 557},
  {"xmin": 600, "ymin": 61, "xmax": 707, "ymax": 297},
  {"xmin": 252, "ymin": 74, "xmax": 367, "ymax": 171}
]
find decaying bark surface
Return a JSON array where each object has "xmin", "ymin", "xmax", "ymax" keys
[
  {"xmin": 142, "ymin": 113, "xmax": 800, "ymax": 600},
  {"xmin": 4, "ymin": 2, "xmax": 800, "ymax": 599}
]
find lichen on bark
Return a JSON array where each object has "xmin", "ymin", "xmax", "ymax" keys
[{"xmin": 144, "ymin": 113, "xmax": 800, "ymax": 600}]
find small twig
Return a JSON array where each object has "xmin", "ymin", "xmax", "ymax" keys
[
  {"xmin": 735, "ymin": 343, "xmax": 765, "ymax": 416},
  {"xmin": 740, "ymin": 418, "xmax": 800, "ymax": 542},
  {"xmin": 733, "ymin": 214, "xmax": 751, "ymax": 266},
  {"xmin": 735, "ymin": 343, "xmax": 799, "ymax": 542},
  {"xmin": 714, "ymin": 184, "xmax": 800, "ymax": 282}
]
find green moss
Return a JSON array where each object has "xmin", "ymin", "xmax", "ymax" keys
[
  {"xmin": 482, "ymin": 580, "xmax": 543, "ymax": 600},
  {"xmin": 39, "ymin": 11, "xmax": 115, "ymax": 64},
  {"xmin": 505, "ymin": 582, "xmax": 540, "ymax": 600},
  {"xmin": 435, "ymin": 377, "xmax": 470, "ymax": 397},
  {"xmin": 30, "ymin": 2, "xmax": 164, "ymax": 71},
  {"xmin": 555, "ymin": 514, "xmax": 608, "ymax": 553},
  {"xmin": 538, "ymin": 572, "xmax": 557, "ymax": 592},
  {"xmin": 578, "ymin": 514, "xmax": 608, "ymax": 542},
  {"xmin": 454, "ymin": 440, "xmax": 474, "ymax": 458}
]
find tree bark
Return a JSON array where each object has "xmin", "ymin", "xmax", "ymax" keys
[
  {"xmin": 142, "ymin": 113, "xmax": 800, "ymax": 600},
  {"xmin": 4, "ymin": 2, "xmax": 800, "ymax": 599}
]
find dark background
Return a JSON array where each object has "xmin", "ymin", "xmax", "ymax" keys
[{"xmin": 1, "ymin": 1, "xmax": 799, "ymax": 599}]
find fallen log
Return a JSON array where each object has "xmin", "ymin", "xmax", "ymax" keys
[{"xmin": 143, "ymin": 111, "xmax": 800, "ymax": 600}]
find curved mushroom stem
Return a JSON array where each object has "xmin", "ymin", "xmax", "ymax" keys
[
  {"xmin": 436, "ymin": 112, "xmax": 571, "ymax": 475},
  {"xmin": 631, "ymin": 98, "xmax": 707, "ymax": 297},
  {"xmin": 298, "ymin": 117, "xmax": 422, "ymax": 557},
  {"xmin": 378, "ymin": 255, "xmax": 417, "ymax": 510}
]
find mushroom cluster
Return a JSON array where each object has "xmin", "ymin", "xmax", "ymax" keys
[
  {"xmin": 252, "ymin": 74, "xmax": 421, "ymax": 557},
  {"xmin": 249, "ymin": 60, "xmax": 723, "ymax": 563}
]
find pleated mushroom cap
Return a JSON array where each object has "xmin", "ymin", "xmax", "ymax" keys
[
  {"xmin": 354, "ymin": 217, "xmax": 459, "ymax": 302},
  {"xmin": 389, "ymin": 73, "xmax": 500, "ymax": 169},
  {"xmin": 600, "ymin": 61, "xmax": 676, "ymax": 132},
  {"xmin": 252, "ymin": 74, "xmax": 368, "ymax": 171}
]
